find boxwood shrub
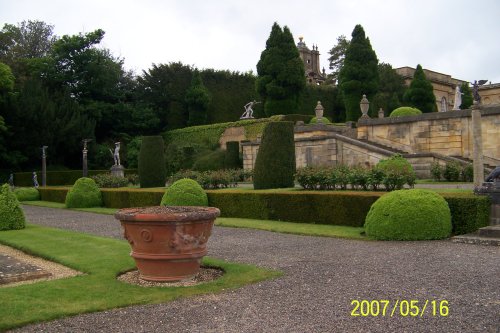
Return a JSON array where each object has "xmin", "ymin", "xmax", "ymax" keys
[
  {"xmin": 364, "ymin": 189, "xmax": 452, "ymax": 240},
  {"xmin": 13, "ymin": 187, "xmax": 40, "ymax": 201},
  {"xmin": 0, "ymin": 184, "xmax": 26, "ymax": 230},
  {"xmin": 161, "ymin": 178, "xmax": 208, "ymax": 206},
  {"xmin": 65, "ymin": 178, "xmax": 102, "ymax": 208}
]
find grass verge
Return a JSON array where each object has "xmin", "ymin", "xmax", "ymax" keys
[
  {"xmin": 21, "ymin": 201, "xmax": 367, "ymax": 240},
  {"xmin": 0, "ymin": 225, "xmax": 281, "ymax": 331}
]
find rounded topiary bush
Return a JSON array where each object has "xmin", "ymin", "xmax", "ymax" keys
[
  {"xmin": 389, "ymin": 107, "xmax": 422, "ymax": 118},
  {"xmin": 13, "ymin": 187, "xmax": 40, "ymax": 201},
  {"xmin": 65, "ymin": 177, "xmax": 102, "ymax": 208},
  {"xmin": 0, "ymin": 184, "xmax": 26, "ymax": 230},
  {"xmin": 364, "ymin": 189, "xmax": 452, "ymax": 240},
  {"xmin": 253, "ymin": 121, "xmax": 296, "ymax": 189},
  {"xmin": 376, "ymin": 154, "xmax": 416, "ymax": 191},
  {"xmin": 309, "ymin": 116, "xmax": 332, "ymax": 124},
  {"xmin": 161, "ymin": 178, "xmax": 208, "ymax": 206}
]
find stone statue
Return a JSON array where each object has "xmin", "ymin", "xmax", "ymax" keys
[
  {"xmin": 8, "ymin": 173, "xmax": 14, "ymax": 188},
  {"xmin": 471, "ymin": 80, "xmax": 488, "ymax": 103},
  {"xmin": 453, "ymin": 85, "xmax": 462, "ymax": 110},
  {"xmin": 32, "ymin": 172, "xmax": 39, "ymax": 188},
  {"xmin": 109, "ymin": 142, "xmax": 121, "ymax": 166},
  {"xmin": 240, "ymin": 100, "xmax": 260, "ymax": 119},
  {"xmin": 485, "ymin": 166, "xmax": 500, "ymax": 182}
]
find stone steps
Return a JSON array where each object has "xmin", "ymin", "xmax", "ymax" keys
[{"xmin": 451, "ymin": 225, "xmax": 500, "ymax": 246}]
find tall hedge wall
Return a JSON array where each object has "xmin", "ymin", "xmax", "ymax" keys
[
  {"xmin": 138, "ymin": 136, "xmax": 166, "ymax": 188},
  {"xmin": 35, "ymin": 188, "xmax": 490, "ymax": 235}
]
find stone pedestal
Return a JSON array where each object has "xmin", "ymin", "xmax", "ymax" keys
[
  {"xmin": 471, "ymin": 103, "xmax": 484, "ymax": 186},
  {"xmin": 111, "ymin": 165, "xmax": 125, "ymax": 178},
  {"xmin": 475, "ymin": 181, "xmax": 500, "ymax": 226}
]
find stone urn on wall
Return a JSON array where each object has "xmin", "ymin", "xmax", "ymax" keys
[{"xmin": 115, "ymin": 206, "xmax": 220, "ymax": 282}]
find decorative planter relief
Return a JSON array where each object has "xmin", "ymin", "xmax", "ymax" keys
[{"xmin": 115, "ymin": 206, "xmax": 220, "ymax": 282}]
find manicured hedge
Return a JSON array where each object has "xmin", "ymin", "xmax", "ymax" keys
[
  {"xmin": 13, "ymin": 169, "xmax": 138, "ymax": 187},
  {"xmin": 36, "ymin": 187, "xmax": 490, "ymax": 234}
]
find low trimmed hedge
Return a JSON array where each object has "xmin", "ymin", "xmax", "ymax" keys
[
  {"xmin": 13, "ymin": 169, "xmax": 138, "ymax": 187},
  {"xmin": 36, "ymin": 187, "xmax": 490, "ymax": 234}
]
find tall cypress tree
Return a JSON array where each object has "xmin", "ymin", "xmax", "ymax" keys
[
  {"xmin": 403, "ymin": 64, "xmax": 437, "ymax": 113},
  {"xmin": 186, "ymin": 69, "xmax": 210, "ymax": 126},
  {"xmin": 338, "ymin": 24, "xmax": 379, "ymax": 121},
  {"xmin": 256, "ymin": 22, "xmax": 305, "ymax": 116}
]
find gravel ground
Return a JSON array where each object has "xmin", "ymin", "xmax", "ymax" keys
[{"xmin": 9, "ymin": 205, "xmax": 500, "ymax": 333}]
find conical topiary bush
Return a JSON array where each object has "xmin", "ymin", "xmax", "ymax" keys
[
  {"xmin": 253, "ymin": 121, "xmax": 296, "ymax": 189},
  {"xmin": 139, "ymin": 136, "xmax": 166, "ymax": 188},
  {"xmin": 0, "ymin": 184, "xmax": 26, "ymax": 231}
]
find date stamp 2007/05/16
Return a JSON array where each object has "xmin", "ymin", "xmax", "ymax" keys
[{"xmin": 350, "ymin": 299, "xmax": 449, "ymax": 317}]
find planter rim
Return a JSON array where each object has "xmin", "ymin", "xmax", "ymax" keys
[{"xmin": 115, "ymin": 206, "xmax": 220, "ymax": 222}]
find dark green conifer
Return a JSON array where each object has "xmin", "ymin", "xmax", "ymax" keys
[{"xmin": 403, "ymin": 64, "xmax": 437, "ymax": 113}]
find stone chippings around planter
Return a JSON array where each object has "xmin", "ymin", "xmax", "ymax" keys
[{"xmin": 118, "ymin": 266, "xmax": 224, "ymax": 287}]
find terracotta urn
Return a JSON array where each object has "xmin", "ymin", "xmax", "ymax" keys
[{"xmin": 115, "ymin": 206, "xmax": 220, "ymax": 282}]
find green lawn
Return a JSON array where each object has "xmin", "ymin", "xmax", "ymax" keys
[{"xmin": 0, "ymin": 225, "xmax": 281, "ymax": 331}]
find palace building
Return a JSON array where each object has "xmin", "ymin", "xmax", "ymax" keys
[{"xmin": 296, "ymin": 37, "xmax": 326, "ymax": 85}]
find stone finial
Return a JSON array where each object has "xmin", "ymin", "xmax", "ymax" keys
[{"xmin": 378, "ymin": 108, "xmax": 384, "ymax": 119}]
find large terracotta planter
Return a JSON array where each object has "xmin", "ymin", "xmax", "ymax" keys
[{"xmin": 115, "ymin": 206, "xmax": 220, "ymax": 282}]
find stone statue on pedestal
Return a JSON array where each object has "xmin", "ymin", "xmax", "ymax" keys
[
  {"xmin": 240, "ymin": 101, "xmax": 260, "ymax": 119},
  {"xmin": 453, "ymin": 85, "xmax": 462, "ymax": 110},
  {"xmin": 109, "ymin": 142, "xmax": 121, "ymax": 166}
]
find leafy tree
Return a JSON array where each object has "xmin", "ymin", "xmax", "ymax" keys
[
  {"xmin": 403, "ymin": 64, "xmax": 437, "ymax": 113},
  {"xmin": 460, "ymin": 82, "xmax": 473, "ymax": 109},
  {"xmin": 372, "ymin": 63, "xmax": 407, "ymax": 115},
  {"xmin": 0, "ymin": 62, "xmax": 14, "ymax": 92},
  {"xmin": 256, "ymin": 22, "xmax": 305, "ymax": 116},
  {"xmin": 186, "ymin": 70, "xmax": 211, "ymax": 126},
  {"xmin": 338, "ymin": 25, "xmax": 379, "ymax": 121},
  {"xmin": 138, "ymin": 62, "xmax": 192, "ymax": 130},
  {"xmin": 327, "ymin": 35, "xmax": 350, "ymax": 84},
  {"xmin": 0, "ymin": 20, "xmax": 57, "ymax": 67}
]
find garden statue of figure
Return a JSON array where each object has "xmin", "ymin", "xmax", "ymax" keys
[
  {"xmin": 240, "ymin": 100, "xmax": 260, "ymax": 119},
  {"xmin": 109, "ymin": 142, "xmax": 121, "ymax": 166},
  {"xmin": 471, "ymin": 80, "xmax": 488, "ymax": 103},
  {"xmin": 32, "ymin": 172, "xmax": 39, "ymax": 188},
  {"xmin": 8, "ymin": 173, "xmax": 14, "ymax": 188},
  {"xmin": 453, "ymin": 85, "xmax": 462, "ymax": 110},
  {"xmin": 485, "ymin": 166, "xmax": 500, "ymax": 182}
]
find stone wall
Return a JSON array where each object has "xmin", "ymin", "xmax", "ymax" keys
[{"xmin": 357, "ymin": 106, "xmax": 500, "ymax": 164}]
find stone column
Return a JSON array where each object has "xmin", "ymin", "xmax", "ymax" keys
[
  {"xmin": 471, "ymin": 102, "xmax": 484, "ymax": 186},
  {"xmin": 41, "ymin": 146, "xmax": 47, "ymax": 186}
]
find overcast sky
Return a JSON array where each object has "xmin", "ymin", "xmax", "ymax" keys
[{"xmin": 2, "ymin": 0, "xmax": 500, "ymax": 83}]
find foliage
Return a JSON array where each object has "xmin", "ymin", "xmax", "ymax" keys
[
  {"xmin": 460, "ymin": 82, "xmax": 473, "ymax": 110},
  {"xmin": 169, "ymin": 169, "xmax": 251, "ymax": 189},
  {"xmin": 338, "ymin": 25, "xmax": 379, "ymax": 121},
  {"xmin": 0, "ymin": 183, "xmax": 26, "ymax": 230},
  {"xmin": 186, "ymin": 69, "xmax": 211, "ymax": 126},
  {"xmin": 403, "ymin": 64, "xmax": 437, "ymax": 113},
  {"xmin": 192, "ymin": 149, "xmax": 226, "ymax": 172},
  {"xmin": 389, "ymin": 106, "xmax": 422, "ymax": 118},
  {"xmin": 309, "ymin": 116, "xmax": 332, "ymax": 124},
  {"xmin": 431, "ymin": 162, "xmax": 442, "ymax": 181},
  {"xmin": 0, "ymin": 62, "xmax": 14, "ymax": 92},
  {"xmin": 65, "ymin": 177, "xmax": 102, "ymax": 208},
  {"xmin": 160, "ymin": 178, "xmax": 208, "ymax": 206},
  {"xmin": 372, "ymin": 63, "xmax": 407, "ymax": 114},
  {"xmin": 443, "ymin": 161, "xmax": 462, "ymax": 182},
  {"xmin": 13, "ymin": 187, "xmax": 40, "ymax": 201},
  {"xmin": 445, "ymin": 193, "xmax": 490, "ymax": 234},
  {"xmin": 13, "ymin": 169, "xmax": 138, "ymax": 186},
  {"xmin": 256, "ymin": 22, "xmax": 305, "ymax": 116},
  {"xmin": 327, "ymin": 35, "xmax": 350, "ymax": 84},
  {"xmin": 224, "ymin": 141, "xmax": 241, "ymax": 169},
  {"xmin": 0, "ymin": 20, "xmax": 57, "ymax": 68},
  {"xmin": 364, "ymin": 189, "xmax": 452, "ymax": 240},
  {"xmin": 91, "ymin": 174, "xmax": 129, "ymax": 188},
  {"xmin": 376, "ymin": 155, "xmax": 416, "ymax": 191},
  {"xmin": 138, "ymin": 136, "xmax": 166, "ymax": 188},
  {"xmin": 253, "ymin": 122, "xmax": 296, "ymax": 189}
]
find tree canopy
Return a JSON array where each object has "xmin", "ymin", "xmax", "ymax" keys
[
  {"xmin": 403, "ymin": 64, "xmax": 437, "ymax": 113},
  {"xmin": 256, "ymin": 22, "xmax": 305, "ymax": 116},
  {"xmin": 338, "ymin": 24, "xmax": 379, "ymax": 121}
]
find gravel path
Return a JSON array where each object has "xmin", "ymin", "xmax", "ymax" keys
[{"xmin": 10, "ymin": 205, "xmax": 500, "ymax": 333}]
